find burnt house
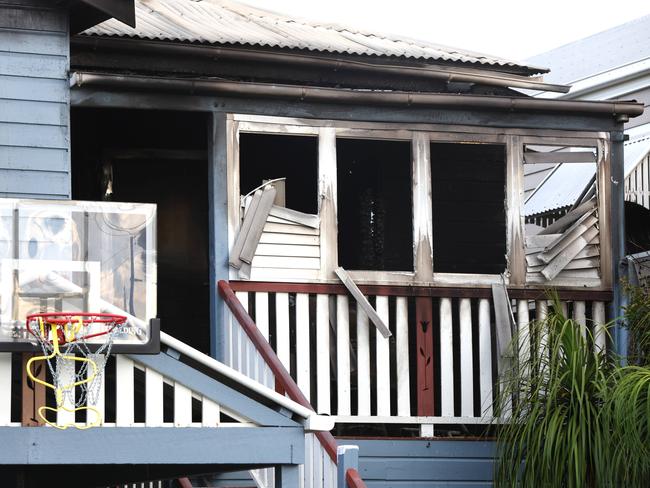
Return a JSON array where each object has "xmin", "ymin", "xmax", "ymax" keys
[{"xmin": 0, "ymin": 0, "xmax": 644, "ymax": 487}]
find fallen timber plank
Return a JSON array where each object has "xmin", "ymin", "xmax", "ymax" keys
[
  {"xmin": 538, "ymin": 214, "xmax": 598, "ymax": 264},
  {"xmin": 541, "ymin": 226, "xmax": 600, "ymax": 280},
  {"xmin": 334, "ymin": 267, "xmax": 391, "ymax": 338},
  {"xmin": 538, "ymin": 198, "xmax": 596, "ymax": 236}
]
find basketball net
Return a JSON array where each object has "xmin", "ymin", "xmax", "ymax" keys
[{"xmin": 25, "ymin": 313, "xmax": 126, "ymax": 430}]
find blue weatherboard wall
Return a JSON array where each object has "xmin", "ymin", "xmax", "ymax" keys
[
  {"xmin": 0, "ymin": 0, "xmax": 70, "ymax": 199},
  {"xmin": 341, "ymin": 438, "xmax": 496, "ymax": 487}
]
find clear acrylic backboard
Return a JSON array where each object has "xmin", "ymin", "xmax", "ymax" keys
[{"xmin": 0, "ymin": 198, "xmax": 159, "ymax": 352}]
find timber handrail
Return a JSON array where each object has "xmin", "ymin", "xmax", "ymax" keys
[
  {"xmin": 228, "ymin": 280, "xmax": 613, "ymax": 301},
  {"xmin": 218, "ymin": 280, "xmax": 339, "ymax": 462},
  {"xmin": 346, "ymin": 468, "xmax": 367, "ymax": 488}
]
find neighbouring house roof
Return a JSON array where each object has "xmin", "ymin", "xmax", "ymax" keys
[
  {"xmin": 525, "ymin": 135, "xmax": 650, "ymax": 217},
  {"xmin": 527, "ymin": 15, "xmax": 650, "ymax": 85},
  {"xmin": 81, "ymin": 0, "xmax": 546, "ymax": 75}
]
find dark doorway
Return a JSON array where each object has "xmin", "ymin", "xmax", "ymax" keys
[{"xmin": 71, "ymin": 108, "xmax": 211, "ymax": 353}]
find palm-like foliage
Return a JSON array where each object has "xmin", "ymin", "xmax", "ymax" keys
[{"xmin": 495, "ymin": 300, "xmax": 613, "ymax": 488}]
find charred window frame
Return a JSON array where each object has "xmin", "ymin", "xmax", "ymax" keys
[{"xmin": 227, "ymin": 115, "xmax": 611, "ymax": 287}]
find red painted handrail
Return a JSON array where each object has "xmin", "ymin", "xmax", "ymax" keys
[
  {"xmin": 346, "ymin": 468, "xmax": 367, "ymax": 488},
  {"xmin": 228, "ymin": 280, "xmax": 613, "ymax": 301},
  {"xmin": 218, "ymin": 280, "xmax": 339, "ymax": 462},
  {"xmin": 177, "ymin": 477, "xmax": 193, "ymax": 488}
]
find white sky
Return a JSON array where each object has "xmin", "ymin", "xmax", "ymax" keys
[{"xmin": 240, "ymin": 0, "xmax": 650, "ymax": 61}]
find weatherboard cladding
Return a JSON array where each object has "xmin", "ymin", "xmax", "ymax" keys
[
  {"xmin": 81, "ymin": 0, "xmax": 544, "ymax": 74},
  {"xmin": 0, "ymin": 1, "xmax": 70, "ymax": 199}
]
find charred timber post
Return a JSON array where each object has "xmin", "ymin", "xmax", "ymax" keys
[{"xmin": 71, "ymin": 72, "xmax": 644, "ymax": 118}]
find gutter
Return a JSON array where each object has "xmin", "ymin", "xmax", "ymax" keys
[
  {"xmin": 72, "ymin": 36, "xmax": 567, "ymax": 93},
  {"xmin": 71, "ymin": 71, "xmax": 644, "ymax": 119}
]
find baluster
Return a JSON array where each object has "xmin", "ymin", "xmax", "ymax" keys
[
  {"xmin": 115, "ymin": 355, "xmax": 135, "ymax": 426},
  {"xmin": 439, "ymin": 298, "xmax": 454, "ymax": 417},
  {"xmin": 87, "ymin": 354, "xmax": 106, "ymax": 427},
  {"xmin": 517, "ymin": 300, "xmax": 530, "ymax": 380},
  {"xmin": 57, "ymin": 355, "xmax": 76, "ymax": 427},
  {"xmin": 478, "ymin": 299, "xmax": 493, "ymax": 417},
  {"xmin": 145, "ymin": 367, "xmax": 163, "ymax": 426},
  {"xmin": 316, "ymin": 294, "xmax": 330, "ymax": 414},
  {"xmin": 296, "ymin": 293, "xmax": 311, "ymax": 401},
  {"xmin": 593, "ymin": 301, "xmax": 607, "ymax": 352},
  {"xmin": 255, "ymin": 292, "xmax": 270, "ymax": 383},
  {"xmin": 173, "ymin": 383, "xmax": 192, "ymax": 427},
  {"xmin": 574, "ymin": 301, "xmax": 587, "ymax": 338},
  {"xmin": 235, "ymin": 291, "xmax": 249, "ymax": 374},
  {"xmin": 396, "ymin": 297, "xmax": 410, "ymax": 416},
  {"xmin": 459, "ymin": 298, "xmax": 474, "ymax": 417},
  {"xmin": 0, "ymin": 353, "xmax": 11, "ymax": 425},
  {"xmin": 276, "ymin": 292, "xmax": 291, "ymax": 371},
  {"xmin": 375, "ymin": 296, "xmax": 390, "ymax": 416},
  {"xmin": 356, "ymin": 303, "xmax": 371, "ymax": 417},
  {"xmin": 202, "ymin": 398, "xmax": 220, "ymax": 427},
  {"xmin": 336, "ymin": 295, "xmax": 351, "ymax": 415}
]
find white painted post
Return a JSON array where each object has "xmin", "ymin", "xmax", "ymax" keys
[
  {"xmin": 275, "ymin": 292, "xmax": 291, "ymax": 371},
  {"xmin": 115, "ymin": 355, "xmax": 135, "ymax": 426},
  {"xmin": 459, "ymin": 298, "xmax": 474, "ymax": 417},
  {"xmin": 396, "ymin": 296, "xmax": 410, "ymax": 416},
  {"xmin": 145, "ymin": 367, "xmax": 163, "ymax": 426},
  {"xmin": 517, "ymin": 300, "xmax": 530, "ymax": 380},
  {"xmin": 87, "ymin": 354, "xmax": 106, "ymax": 427},
  {"xmin": 574, "ymin": 301, "xmax": 587, "ymax": 338},
  {"xmin": 376, "ymin": 296, "xmax": 391, "ymax": 416},
  {"xmin": 440, "ymin": 298, "xmax": 454, "ymax": 417},
  {"xmin": 173, "ymin": 383, "xmax": 192, "ymax": 427},
  {"xmin": 356, "ymin": 303, "xmax": 371, "ymax": 416},
  {"xmin": 337, "ymin": 445, "xmax": 359, "ymax": 488},
  {"xmin": 202, "ymin": 398, "xmax": 220, "ymax": 427},
  {"xmin": 478, "ymin": 299, "xmax": 493, "ymax": 417},
  {"xmin": 593, "ymin": 301, "xmax": 607, "ymax": 352},
  {"xmin": 316, "ymin": 294, "xmax": 330, "ymax": 414},
  {"xmin": 295, "ymin": 292, "xmax": 311, "ymax": 401},
  {"xmin": 336, "ymin": 294, "xmax": 351, "ymax": 416},
  {"xmin": 0, "ymin": 353, "xmax": 11, "ymax": 425}
]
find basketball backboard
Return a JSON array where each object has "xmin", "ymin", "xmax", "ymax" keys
[{"xmin": 0, "ymin": 198, "xmax": 159, "ymax": 353}]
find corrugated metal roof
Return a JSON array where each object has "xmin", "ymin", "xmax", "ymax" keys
[
  {"xmin": 527, "ymin": 15, "xmax": 650, "ymax": 84},
  {"xmin": 525, "ymin": 135, "xmax": 650, "ymax": 216},
  {"xmin": 81, "ymin": 0, "xmax": 543, "ymax": 73}
]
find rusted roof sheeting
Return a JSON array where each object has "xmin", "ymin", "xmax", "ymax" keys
[{"xmin": 82, "ymin": 0, "xmax": 546, "ymax": 74}]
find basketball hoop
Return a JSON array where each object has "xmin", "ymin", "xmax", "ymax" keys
[{"xmin": 25, "ymin": 312, "xmax": 127, "ymax": 430}]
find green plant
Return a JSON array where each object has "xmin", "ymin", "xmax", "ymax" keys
[
  {"xmin": 494, "ymin": 299, "xmax": 613, "ymax": 488},
  {"xmin": 623, "ymin": 281, "xmax": 650, "ymax": 365}
]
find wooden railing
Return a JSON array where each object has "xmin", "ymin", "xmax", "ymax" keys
[
  {"xmin": 346, "ymin": 469, "xmax": 366, "ymax": 488},
  {"xmin": 227, "ymin": 280, "xmax": 610, "ymax": 431},
  {"xmin": 219, "ymin": 280, "xmax": 339, "ymax": 488}
]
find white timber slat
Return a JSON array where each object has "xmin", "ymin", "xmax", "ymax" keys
[
  {"xmin": 0, "ymin": 353, "xmax": 11, "ymax": 425},
  {"xmin": 536, "ymin": 300, "xmax": 549, "ymax": 363},
  {"xmin": 57, "ymin": 356, "xmax": 76, "ymax": 427},
  {"xmin": 439, "ymin": 298, "xmax": 454, "ymax": 417},
  {"xmin": 296, "ymin": 292, "xmax": 311, "ymax": 402},
  {"xmin": 173, "ymin": 382, "xmax": 192, "ymax": 427},
  {"xmin": 517, "ymin": 300, "xmax": 531, "ymax": 379},
  {"xmin": 254, "ymin": 292, "xmax": 272, "ymax": 386},
  {"xmin": 376, "ymin": 296, "xmax": 391, "ymax": 416},
  {"xmin": 356, "ymin": 303, "xmax": 371, "ymax": 416},
  {"xmin": 336, "ymin": 294, "xmax": 351, "ymax": 415},
  {"xmin": 275, "ymin": 292, "xmax": 291, "ymax": 371},
  {"xmin": 313, "ymin": 436, "xmax": 323, "ymax": 488},
  {"xmin": 304, "ymin": 433, "xmax": 314, "ymax": 488},
  {"xmin": 145, "ymin": 367, "xmax": 163, "ymax": 426},
  {"xmin": 202, "ymin": 398, "xmax": 220, "ymax": 427},
  {"xmin": 235, "ymin": 291, "xmax": 249, "ymax": 373},
  {"xmin": 593, "ymin": 301, "xmax": 607, "ymax": 352},
  {"xmin": 115, "ymin": 355, "xmax": 135, "ymax": 426},
  {"xmin": 86, "ymin": 354, "xmax": 105, "ymax": 427},
  {"xmin": 323, "ymin": 452, "xmax": 335, "ymax": 488},
  {"xmin": 459, "ymin": 298, "xmax": 474, "ymax": 417},
  {"xmin": 316, "ymin": 294, "xmax": 331, "ymax": 414},
  {"xmin": 573, "ymin": 301, "xmax": 587, "ymax": 338},
  {"xmin": 395, "ymin": 296, "xmax": 410, "ymax": 416},
  {"xmin": 478, "ymin": 299, "xmax": 493, "ymax": 417}
]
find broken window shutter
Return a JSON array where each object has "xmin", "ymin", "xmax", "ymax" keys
[
  {"xmin": 229, "ymin": 186, "xmax": 276, "ymax": 270},
  {"xmin": 334, "ymin": 267, "xmax": 391, "ymax": 338}
]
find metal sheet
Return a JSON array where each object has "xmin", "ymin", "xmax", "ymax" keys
[{"xmin": 81, "ymin": 0, "xmax": 543, "ymax": 73}]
